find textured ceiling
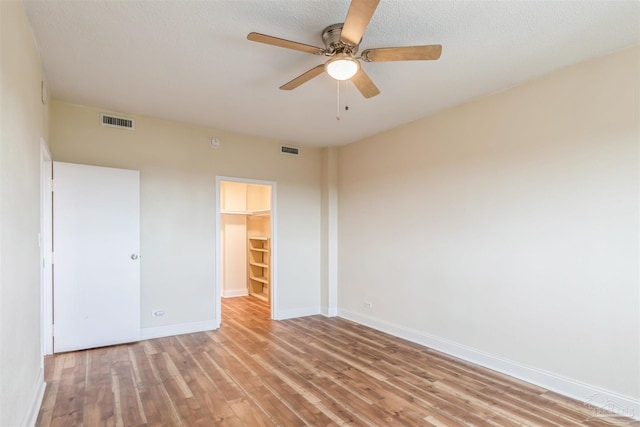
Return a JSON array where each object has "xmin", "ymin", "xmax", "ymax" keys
[{"xmin": 24, "ymin": 0, "xmax": 640, "ymax": 147}]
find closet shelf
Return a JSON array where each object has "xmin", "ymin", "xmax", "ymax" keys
[
  {"xmin": 249, "ymin": 275, "xmax": 269, "ymax": 284},
  {"xmin": 221, "ymin": 209, "xmax": 271, "ymax": 216},
  {"xmin": 249, "ymin": 209, "xmax": 271, "ymax": 217},
  {"xmin": 252, "ymin": 291, "xmax": 268, "ymax": 302},
  {"xmin": 249, "ymin": 262, "xmax": 268, "ymax": 268}
]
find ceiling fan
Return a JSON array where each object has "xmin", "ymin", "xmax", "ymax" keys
[{"xmin": 247, "ymin": 0, "xmax": 442, "ymax": 99}]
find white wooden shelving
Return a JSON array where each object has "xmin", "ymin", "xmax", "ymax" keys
[
  {"xmin": 248, "ymin": 237, "xmax": 270, "ymax": 302},
  {"xmin": 221, "ymin": 209, "xmax": 270, "ymax": 217}
]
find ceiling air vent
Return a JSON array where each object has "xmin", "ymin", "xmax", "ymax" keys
[
  {"xmin": 100, "ymin": 113, "xmax": 135, "ymax": 130},
  {"xmin": 280, "ymin": 145, "xmax": 300, "ymax": 156}
]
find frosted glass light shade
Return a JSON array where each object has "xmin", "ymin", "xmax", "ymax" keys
[{"xmin": 325, "ymin": 56, "xmax": 360, "ymax": 80}]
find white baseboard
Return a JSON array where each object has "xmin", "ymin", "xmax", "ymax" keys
[
  {"xmin": 276, "ymin": 306, "xmax": 320, "ymax": 320},
  {"xmin": 321, "ymin": 306, "xmax": 338, "ymax": 317},
  {"xmin": 222, "ymin": 288, "xmax": 248, "ymax": 298},
  {"xmin": 21, "ymin": 368, "xmax": 46, "ymax": 427},
  {"xmin": 141, "ymin": 319, "xmax": 218, "ymax": 340},
  {"xmin": 338, "ymin": 308, "xmax": 639, "ymax": 421}
]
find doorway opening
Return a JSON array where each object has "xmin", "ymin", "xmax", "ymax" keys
[{"xmin": 215, "ymin": 177, "xmax": 276, "ymax": 327}]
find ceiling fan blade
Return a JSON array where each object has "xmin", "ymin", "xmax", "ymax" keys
[
  {"xmin": 362, "ymin": 45, "xmax": 442, "ymax": 62},
  {"xmin": 280, "ymin": 65, "xmax": 326, "ymax": 90},
  {"xmin": 351, "ymin": 68, "xmax": 380, "ymax": 98},
  {"xmin": 247, "ymin": 32, "xmax": 324, "ymax": 55},
  {"xmin": 341, "ymin": 0, "xmax": 380, "ymax": 46}
]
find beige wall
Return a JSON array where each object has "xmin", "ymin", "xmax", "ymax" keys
[
  {"xmin": 50, "ymin": 102, "xmax": 322, "ymax": 327},
  {"xmin": 0, "ymin": 1, "xmax": 50, "ymax": 425},
  {"xmin": 338, "ymin": 46, "xmax": 639, "ymax": 401}
]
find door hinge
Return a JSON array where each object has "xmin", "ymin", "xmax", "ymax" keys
[
  {"xmin": 51, "ymin": 179, "xmax": 54, "ymax": 192},
  {"xmin": 51, "ymin": 252, "xmax": 54, "ymax": 264}
]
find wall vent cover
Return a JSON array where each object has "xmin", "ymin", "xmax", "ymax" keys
[
  {"xmin": 280, "ymin": 145, "xmax": 300, "ymax": 156},
  {"xmin": 100, "ymin": 113, "xmax": 135, "ymax": 130}
]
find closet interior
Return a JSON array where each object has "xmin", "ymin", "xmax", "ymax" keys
[{"xmin": 221, "ymin": 181, "xmax": 272, "ymax": 303}]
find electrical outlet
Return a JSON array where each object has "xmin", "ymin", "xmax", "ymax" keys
[
  {"xmin": 364, "ymin": 302, "xmax": 373, "ymax": 309},
  {"xmin": 152, "ymin": 310, "xmax": 165, "ymax": 317}
]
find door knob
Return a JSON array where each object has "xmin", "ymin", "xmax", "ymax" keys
[{"xmin": 131, "ymin": 254, "xmax": 139, "ymax": 260}]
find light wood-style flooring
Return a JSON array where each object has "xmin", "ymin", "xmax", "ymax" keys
[{"xmin": 36, "ymin": 296, "xmax": 637, "ymax": 426}]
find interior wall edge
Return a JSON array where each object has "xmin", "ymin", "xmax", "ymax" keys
[
  {"xmin": 338, "ymin": 308, "xmax": 640, "ymax": 421},
  {"xmin": 320, "ymin": 306, "xmax": 338, "ymax": 317}
]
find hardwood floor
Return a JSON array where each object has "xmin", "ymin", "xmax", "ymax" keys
[{"xmin": 37, "ymin": 296, "xmax": 637, "ymax": 426}]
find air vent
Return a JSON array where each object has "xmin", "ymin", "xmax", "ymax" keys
[
  {"xmin": 100, "ymin": 113, "xmax": 135, "ymax": 130},
  {"xmin": 280, "ymin": 145, "xmax": 300, "ymax": 156}
]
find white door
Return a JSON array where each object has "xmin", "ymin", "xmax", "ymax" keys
[{"xmin": 53, "ymin": 162, "xmax": 140, "ymax": 352}]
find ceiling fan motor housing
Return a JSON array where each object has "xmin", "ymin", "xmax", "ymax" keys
[{"xmin": 322, "ymin": 23, "xmax": 359, "ymax": 56}]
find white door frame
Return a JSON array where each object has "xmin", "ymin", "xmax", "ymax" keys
[
  {"xmin": 40, "ymin": 139, "xmax": 53, "ymax": 356},
  {"xmin": 215, "ymin": 176, "xmax": 277, "ymax": 327}
]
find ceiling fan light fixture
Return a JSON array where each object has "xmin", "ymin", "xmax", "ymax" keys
[{"xmin": 325, "ymin": 55, "xmax": 360, "ymax": 80}]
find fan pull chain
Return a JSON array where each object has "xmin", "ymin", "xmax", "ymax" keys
[
  {"xmin": 336, "ymin": 79, "xmax": 341, "ymax": 120},
  {"xmin": 336, "ymin": 80, "xmax": 351, "ymax": 121},
  {"xmin": 345, "ymin": 80, "xmax": 350, "ymax": 112}
]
